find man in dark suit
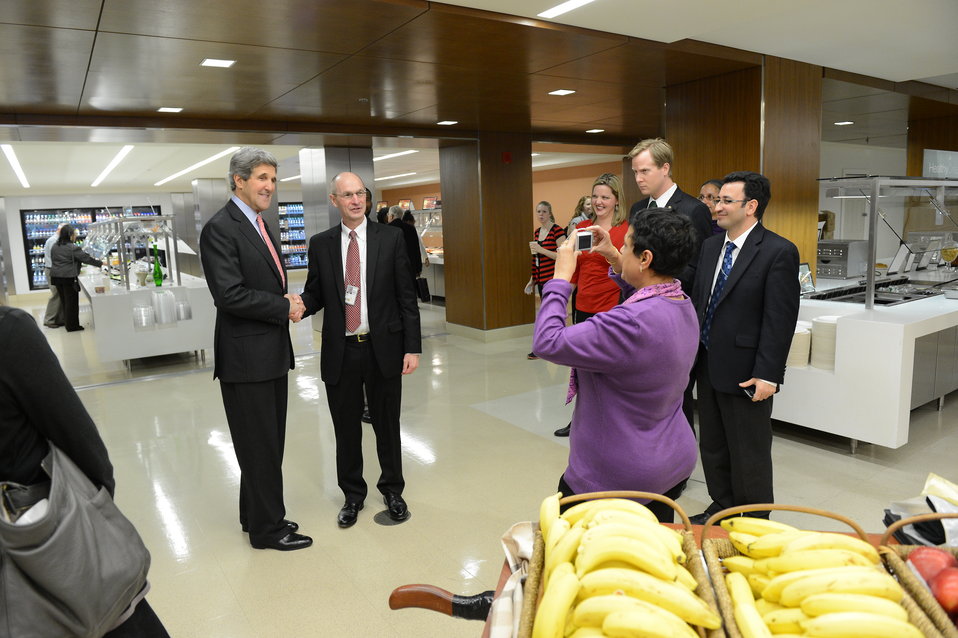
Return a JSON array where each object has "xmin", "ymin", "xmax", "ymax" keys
[
  {"xmin": 300, "ymin": 171, "xmax": 421, "ymax": 528},
  {"xmin": 688, "ymin": 171, "xmax": 800, "ymax": 524},
  {"xmin": 199, "ymin": 147, "xmax": 312, "ymax": 551},
  {"xmin": 387, "ymin": 205, "xmax": 423, "ymax": 284},
  {"xmin": 628, "ymin": 137, "xmax": 713, "ymax": 430}
]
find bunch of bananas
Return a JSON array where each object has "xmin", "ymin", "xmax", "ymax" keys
[
  {"xmin": 719, "ymin": 517, "xmax": 922, "ymax": 637},
  {"xmin": 533, "ymin": 492, "xmax": 722, "ymax": 638}
]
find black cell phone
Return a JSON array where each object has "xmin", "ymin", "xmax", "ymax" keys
[
  {"xmin": 576, "ymin": 231, "xmax": 593, "ymax": 251},
  {"xmin": 742, "ymin": 386, "xmax": 755, "ymax": 399}
]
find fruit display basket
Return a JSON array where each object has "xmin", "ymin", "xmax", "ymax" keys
[
  {"xmin": 518, "ymin": 490, "xmax": 724, "ymax": 638},
  {"xmin": 880, "ymin": 513, "xmax": 958, "ymax": 638},
  {"xmin": 702, "ymin": 503, "xmax": 943, "ymax": 638}
]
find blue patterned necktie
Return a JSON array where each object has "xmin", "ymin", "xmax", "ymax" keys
[{"xmin": 701, "ymin": 241, "xmax": 736, "ymax": 348}]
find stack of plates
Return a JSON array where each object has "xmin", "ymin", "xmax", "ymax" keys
[
  {"xmin": 810, "ymin": 315, "xmax": 839, "ymax": 370},
  {"xmin": 132, "ymin": 305, "xmax": 155, "ymax": 329},
  {"xmin": 152, "ymin": 290, "xmax": 177, "ymax": 325},
  {"xmin": 787, "ymin": 325, "xmax": 811, "ymax": 368}
]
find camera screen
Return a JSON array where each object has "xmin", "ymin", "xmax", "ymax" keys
[{"xmin": 576, "ymin": 232, "xmax": 593, "ymax": 251}]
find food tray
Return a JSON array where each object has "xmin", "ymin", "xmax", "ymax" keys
[
  {"xmin": 518, "ymin": 490, "xmax": 724, "ymax": 638},
  {"xmin": 880, "ymin": 513, "xmax": 958, "ymax": 638},
  {"xmin": 701, "ymin": 503, "xmax": 943, "ymax": 638}
]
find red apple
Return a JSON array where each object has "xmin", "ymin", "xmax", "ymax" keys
[
  {"xmin": 908, "ymin": 547, "xmax": 958, "ymax": 583},
  {"xmin": 931, "ymin": 567, "xmax": 958, "ymax": 614}
]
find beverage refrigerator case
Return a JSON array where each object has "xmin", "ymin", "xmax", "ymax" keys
[
  {"xmin": 21, "ymin": 205, "xmax": 159, "ymax": 290},
  {"xmin": 277, "ymin": 202, "xmax": 307, "ymax": 269}
]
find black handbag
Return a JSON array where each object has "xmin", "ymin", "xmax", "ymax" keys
[
  {"xmin": 0, "ymin": 444, "xmax": 151, "ymax": 638},
  {"xmin": 416, "ymin": 276, "xmax": 431, "ymax": 302}
]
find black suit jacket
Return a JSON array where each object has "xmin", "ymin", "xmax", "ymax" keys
[
  {"xmin": 691, "ymin": 223, "xmax": 800, "ymax": 394},
  {"xmin": 199, "ymin": 200, "xmax": 294, "ymax": 383},
  {"xmin": 389, "ymin": 219, "xmax": 422, "ymax": 277},
  {"xmin": 300, "ymin": 221, "xmax": 422, "ymax": 385},
  {"xmin": 630, "ymin": 186, "xmax": 712, "ymax": 294}
]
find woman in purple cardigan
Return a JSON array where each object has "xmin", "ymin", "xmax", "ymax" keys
[{"xmin": 533, "ymin": 208, "xmax": 700, "ymax": 522}]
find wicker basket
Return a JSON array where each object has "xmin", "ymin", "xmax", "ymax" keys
[
  {"xmin": 701, "ymin": 503, "xmax": 944, "ymax": 638},
  {"xmin": 880, "ymin": 513, "xmax": 958, "ymax": 638},
  {"xmin": 517, "ymin": 490, "xmax": 724, "ymax": 638}
]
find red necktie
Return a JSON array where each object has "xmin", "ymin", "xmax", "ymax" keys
[
  {"xmin": 345, "ymin": 230, "xmax": 361, "ymax": 333},
  {"xmin": 256, "ymin": 213, "xmax": 285, "ymax": 288}
]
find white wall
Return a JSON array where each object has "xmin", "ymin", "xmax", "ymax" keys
[{"xmin": 819, "ymin": 142, "xmax": 907, "ymax": 261}]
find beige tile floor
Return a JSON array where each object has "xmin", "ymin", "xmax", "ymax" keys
[{"xmin": 9, "ymin": 280, "xmax": 958, "ymax": 637}]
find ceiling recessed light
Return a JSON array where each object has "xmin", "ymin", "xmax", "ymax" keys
[
  {"xmin": 201, "ymin": 58, "xmax": 235, "ymax": 68},
  {"xmin": 1, "ymin": 144, "xmax": 30, "ymax": 188},
  {"xmin": 374, "ymin": 172, "xmax": 417, "ymax": 181},
  {"xmin": 586, "ymin": 128, "xmax": 605, "ymax": 134},
  {"xmin": 157, "ymin": 107, "xmax": 183, "ymax": 113},
  {"xmin": 91, "ymin": 145, "xmax": 134, "ymax": 187},
  {"xmin": 280, "ymin": 174, "xmax": 301, "ymax": 182},
  {"xmin": 154, "ymin": 146, "xmax": 240, "ymax": 186},
  {"xmin": 548, "ymin": 89, "xmax": 576, "ymax": 96},
  {"xmin": 834, "ymin": 121, "xmax": 855, "ymax": 126},
  {"xmin": 538, "ymin": 0, "xmax": 597, "ymax": 19},
  {"xmin": 374, "ymin": 150, "xmax": 419, "ymax": 162},
  {"xmin": 437, "ymin": 120, "xmax": 458, "ymax": 126}
]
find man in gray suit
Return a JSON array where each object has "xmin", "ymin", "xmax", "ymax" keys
[{"xmin": 199, "ymin": 147, "xmax": 312, "ymax": 551}]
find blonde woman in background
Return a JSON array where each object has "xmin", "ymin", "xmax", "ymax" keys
[{"xmin": 567, "ymin": 195, "xmax": 594, "ymax": 236}]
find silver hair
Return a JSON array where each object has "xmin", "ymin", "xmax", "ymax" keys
[
  {"xmin": 387, "ymin": 205, "xmax": 404, "ymax": 221},
  {"xmin": 228, "ymin": 147, "xmax": 278, "ymax": 191}
]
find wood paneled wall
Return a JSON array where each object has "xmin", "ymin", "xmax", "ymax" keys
[
  {"xmin": 762, "ymin": 57, "xmax": 823, "ymax": 269},
  {"xmin": 906, "ymin": 111, "xmax": 958, "ymax": 176},
  {"xmin": 439, "ymin": 133, "xmax": 535, "ymax": 330}
]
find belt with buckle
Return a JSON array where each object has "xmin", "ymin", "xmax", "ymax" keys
[{"xmin": 345, "ymin": 333, "xmax": 370, "ymax": 343}]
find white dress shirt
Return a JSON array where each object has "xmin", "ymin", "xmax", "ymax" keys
[
  {"xmin": 651, "ymin": 183, "xmax": 678, "ymax": 209},
  {"xmin": 341, "ymin": 218, "xmax": 369, "ymax": 335}
]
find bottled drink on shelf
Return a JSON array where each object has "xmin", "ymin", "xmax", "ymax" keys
[{"xmin": 152, "ymin": 243, "xmax": 163, "ymax": 287}]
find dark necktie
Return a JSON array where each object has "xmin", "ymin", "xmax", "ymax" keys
[
  {"xmin": 345, "ymin": 230, "xmax": 361, "ymax": 333},
  {"xmin": 701, "ymin": 241, "xmax": 735, "ymax": 348},
  {"xmin": 648, "ymin": 199, "xmax": 658, "ymax": 208}
]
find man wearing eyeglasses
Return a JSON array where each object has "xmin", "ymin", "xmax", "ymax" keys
[
  {"xmin": 627, "ymin": 138, "xmax": 712, "ymax": 295},
  {"xmin": 688, "ymin": 171, "xmax": 800, "ymax": 524},
  {"xmin": 300, "ymin": 172, "xmax": 421, "ymax": 529}
]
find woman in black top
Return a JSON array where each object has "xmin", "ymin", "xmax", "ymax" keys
[
  {"xmin": 48, "ymin": 224, "xmax": 103, "ymax": 332},
  {"xmin": 0, "ymin": 306, "xmax": 169, "ymax": 636}
]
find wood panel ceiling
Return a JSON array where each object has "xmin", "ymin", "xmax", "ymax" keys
[{"xmin": 0, "ymin": 0, "xmax": 761, "ymax": 144}]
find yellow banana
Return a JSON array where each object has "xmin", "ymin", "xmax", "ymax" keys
[
  {"xmin": 724, "ymin": 555, "xmax": 761, "ymax": 576},
  {"xmin": 781, "ymin": 532, "xmax": 880, "ymax": 564},
  {"xmin": 545, "ymin": 521, "xmax": 586, "ymax": 586},
  {"xmin": 721, "ymin": 517, "xmax": 798, "ymax": 536},
  {"xmin": 575, "ymin": 535, "xmax": 677, "ymax": 581},
  {"xmin": 546, "ymin": 516, "xmax": 571, "ymax": 551},
  {"xmin": 532, "ymin": 566, "xmax": 579, "ymax": 638},
  {"xmin": 726, "ymin": 571, "xmax": 755, "ymax": 607},
  {"xmin": 800, "ymin": 611, "xmax": 923, "ymax": 638},
  {"xmin": 577, "ymin": 567, "xmax": 721, "ymax": 629},
  {"xmin": 778, "ymin": 567, "xmax": 903, "ymax": 607},
  {"xmin": 756, "ymin": 549, "xmax": 872, "ymax": 573},
  {"xmin": 601, "ymin": 606, "xmax": 699, "ymax": 638},
  {"xmin": 588, "ymin": 510, "xmax": 686, "ymax": 563},
  {"xmin": 580, "ymin": 522, "xmax": 676, "ymax": 564},
  {"xmin": 729, "ymin": 531, "xmax": 760, "ymax": 556},
  {"xmin": 561, "ymin": 498, "xmax": 657, "ymax": 526},
  {"xmin": 762, "ymin": 607, "xmax": 808, "ymax": 634},
  {"xmin": 748, "ymin": 572, "xmax": 771, "ymax": 598},
  {"xmin": 745, "ymin": 531, "xmax": 810, "ymax": 558},
  {"xmin": 675, "ymin": 564, "xmax": 698, "ymax": 590},
  {"xmin": 754, "ymin": 598, "xmax": 783, "ymax": 615},
  {"xmin": 762, "ymin": 567, "xmax": 856, "ymax": 603},
  {"xmin": 539, "ymin": 491, "xmax": 561, "ymax": 540},
  {"xmin": 799, "ymin": 592, "xmax": 908, "ymax": 621},
  {"xmin": 734, "ymin": 602, "xmax": 773, "ymax": 638},
  {"xmin": 572, "ymin": 593, "xmax": 648, "ymax": 628},
  {"xmin": 568, "ymin": 628, "xmax": 604, "ymax": 638}
]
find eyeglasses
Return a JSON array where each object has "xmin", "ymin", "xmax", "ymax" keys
[
  {"xmin": 715, "ymin": 197, "xmax": 750, "ymax": 206},
  {"xmin": 698, "ymin": 194, "xmax": 718, "ymax": 202},
  {"xmin": 335, "ymin": 190, "xmax": 367, "ymax": 200}
]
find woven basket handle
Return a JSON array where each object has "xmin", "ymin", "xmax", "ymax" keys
[
  {"xmin": 880, "ymin": 511, "xmax": 958, "ymax": 547},
  {"xmin": 557, "ymin": 490, "xmax": 692, "ymax": 530},
  {"xmin": 699, "ymin": 503, "xmax": 869, "ymax": 541}
]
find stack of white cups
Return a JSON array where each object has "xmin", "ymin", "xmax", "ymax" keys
[{"xmin": 810, "ymin": 315, "xmax": 839, "ymax": 370}]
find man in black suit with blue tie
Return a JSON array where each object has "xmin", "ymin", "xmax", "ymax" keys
[
  {"xmin": 199, "ymin": 147, "xmax": 312, "ymax": 550},
  {"xmin": 301, "ymin": 172, "xmax": 421, "ymax": 528},
  {"xmin": 688, "ymin": 171, "xmax": 800, "ymax": 524}
]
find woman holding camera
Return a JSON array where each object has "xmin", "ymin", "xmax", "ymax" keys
[{"xmin": 532, "ymin": 208, "xmax": 700, "ymax": 522}]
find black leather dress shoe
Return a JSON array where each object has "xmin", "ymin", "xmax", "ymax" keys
[
  {"xmin": 384, "ymin": 493, "xmax": 410, "ymax": 522},
  {"xmin": 338, "ymin": 502, "xmax": 363, "ymax": 528},
  {"xmin": 250, "ymin": 531, "xmax": 313, "ymax": 551},
  {"xmin": 242, "ymin": 519, "xmax": 299, "ymax": 534},
  {"xmin": 553, "ymin": 423, "xmax": 571, "ymax": 437}
]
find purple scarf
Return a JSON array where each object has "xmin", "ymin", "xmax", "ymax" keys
[{"xmin": 566, "ymin": 279, "xmax": 684, "ymax": 404}]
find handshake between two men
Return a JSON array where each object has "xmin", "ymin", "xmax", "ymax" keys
[{"xmin": 285, "ymin": 293, "xmax": 305, "ymax": 322}]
